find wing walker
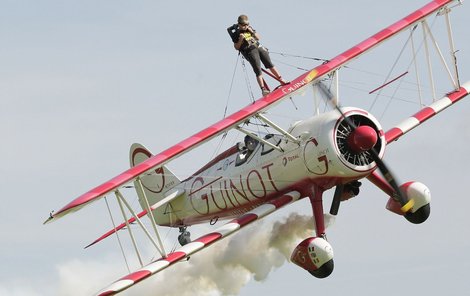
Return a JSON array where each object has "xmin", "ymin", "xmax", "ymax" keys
[{"xmin": 45, "ymin": 1, "xmax": 469, "ymax": 294}]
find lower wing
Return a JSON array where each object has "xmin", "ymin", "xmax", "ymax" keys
[{"xmin": 96, "ymin": 191, "xmax": 300, "ymax": 296}]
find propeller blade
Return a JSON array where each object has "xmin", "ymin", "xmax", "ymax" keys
[{"xmin": 316, "ymin": 81, "xmax": 414, "ymax": 213}]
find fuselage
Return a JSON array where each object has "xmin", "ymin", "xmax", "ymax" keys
[{"xmin": 154, "ymin": 107, "xmax": 385, "ymax": 226}]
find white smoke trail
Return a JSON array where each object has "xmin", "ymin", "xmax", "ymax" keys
[
  {"xmin": 56, "ymin": 212, "xmax": 335, "ymax": 296},
  {"xmin": 0, "ymin": 282, "xmax": 44, "ymax": 296},
  {"xmin": 127, "ymin": 213, "xmax": 318, "ymax": 296}
]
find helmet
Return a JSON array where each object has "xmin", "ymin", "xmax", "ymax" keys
[{"xmin": 237, "ymin": 15, "xmax": 249, "ymax": 25}]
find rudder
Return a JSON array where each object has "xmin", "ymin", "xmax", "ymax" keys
[{"xmin": 129, "ymin": 143, "xmax": 181, "ymax": 208}]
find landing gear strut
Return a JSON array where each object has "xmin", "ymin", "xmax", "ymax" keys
[{"xmin": 291, "ymin": 185, "xmax": 334, "ymax": 278}]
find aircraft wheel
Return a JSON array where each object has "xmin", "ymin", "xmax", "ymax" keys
[
  {"xmin": 309, "ymin": 259, "xmax": 334, "ymax": 279},
  {"xmin": 405, "ymin": 204, "xmax": 430, "ymax": 224}
]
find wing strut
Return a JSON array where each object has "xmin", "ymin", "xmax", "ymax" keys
[
  {"xmin": 97, "ymin": 191, "xmax": 301, "ymax": 296},
  {"xmin": 235, "ymin": 112, "xmax": 301, "ymax": 152},
  {"xmin": 422, "ymin": 20, "xmax": 458, "ymax": 89},
  {"xmin": 135, "ymin": 177, "xmax": 167, "ymax": 258},
  {"xmin": 385, "ymin": 81, "xmax": 470, "ymax": 143},
  {"xmin": 45, "ymin": 0, "xmax": 459, "ymax": 224},
  {"xmin": 442, "ymin": 4, "xmax": 461, "ymax": 88},
  {"xmin": 256, "ymin": 113, "xmax": 300, "ymax": 144},
  {"xmin": 85, "ymin": 189, "xmax": 185, "ymax": 249},
  {"xmin": 235, "ymin": 126, "xmax": 283, "ymax": 152},
  {"xmin": 115, "ymin": 190, "xmax": 167, "ymax": 261},
  {"xmin": 115, "ymin": 190, "xmax": 143, "ymax": 267},
  {"xmin": 105, "ymin": 196, "xmax": 131, "ymax": 273},
  {"xmin": 421, "ymin": 20, "xmax": 437, "ymax": 101}
]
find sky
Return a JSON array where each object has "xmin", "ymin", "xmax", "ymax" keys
[{"xmin": 1, "ymin": 0, "xmax": 470, "ymax": 295}]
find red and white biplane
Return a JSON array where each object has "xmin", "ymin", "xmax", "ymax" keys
[{"xmin": 45, "ymin": 1, "xmax": 469, "ymax": 294}]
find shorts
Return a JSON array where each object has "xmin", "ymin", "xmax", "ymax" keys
[{"xmin": 241, "ymin": 46, "xmax": 274, "ymax": 76}]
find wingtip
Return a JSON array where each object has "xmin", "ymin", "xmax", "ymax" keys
[
  {"xmin": 43, "ymin": 213, "xmax": 55, "ymax": 225},
  {"xmin": 43, "ymin": 217, "xmax": 53, "ymax": 225},
  {"xmin": 84, "ymin": 240, "xmax": 97, "ymax": 249}
]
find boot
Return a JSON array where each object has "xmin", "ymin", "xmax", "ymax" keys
[{"xmin": 261, "ymin": 87, "xmax": 270, "ymax": 96}]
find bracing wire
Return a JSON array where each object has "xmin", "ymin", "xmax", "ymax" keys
[
  {"xmin": 208, "ymin": 131, "xmax": 228, "ymax": 163},
  {"xmin": 270, "ymin": 51, "xmax": 329, "ymax": 63},
  {"xmin": 368, "ymin": 26, "xmax": 417, "ymax": 112},
  {"xmin": 224, "ymin": 53, "xmax": 240, "ymax": 119},
  {"xmin": 271, "ymin": 58, "xmax": 310, "ymax": 72},
  {"xmin": 376, "ymin": 15, "xmax": 440, "ymax": 119},
  {"xmin": 105, "ymin": 197, "xmax": 131, "ymax": 273},
  {"xmin": 241, "ymin": 56, "xmax": 256, "ymax": 103},
  {"xmin": 270, "ymin": 51, "xmax": 327, "ymax": 72}
]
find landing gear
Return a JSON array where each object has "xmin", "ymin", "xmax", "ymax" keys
[
  {"xmin": 309, "ymin": 258, "xmax": 334, "ymax": 279},
  {"xmin": 401, "ymin": 182, "xmax": 431, "ymax": 224},
  {"xmin": 368, "ymin": 172, "xmax": 432, "ymax": 224},
  {"xmin": 291, "ymin": 236, "xmax": 334, "ymax": 279},
  {"xmin": 405, "ymin": 203, "xmax": 430, "ymax": 224},
  {"xmin": 178, "ymin": 226, "xmax": 191, "ymax": 246},
  {"xmin": 291, "ymin": 185, "xmax": 335, "ymax": 278}
]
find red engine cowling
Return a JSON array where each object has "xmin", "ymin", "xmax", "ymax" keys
[
  {"xmin": 386, "ymin": 181, "xmax": 431, "ymax": 224},
  {"xmin": 290, "ymin": 237, "xmax": 334, "ymax": 278}
]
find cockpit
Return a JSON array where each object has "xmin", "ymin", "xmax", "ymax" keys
[
  {"xmin": 235, "ymin": 135, "xmax": 259, "ymax": 166},
  {"xmin": 235, "ymin": 133, "xmax": 283, "ymax": 166}
]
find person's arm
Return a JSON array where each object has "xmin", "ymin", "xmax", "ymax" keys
[
  {"xmin": 234, "ymin": 34, "xmax": 244, "ymax": 50},
  {"xmin": 248, "ymin": 26, "xmax": 260, "ymax": 40}
]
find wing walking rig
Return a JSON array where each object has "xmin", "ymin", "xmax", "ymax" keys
[{"xmin": 45, "ymin": 1, "xmax": 470, "ymax": 295}]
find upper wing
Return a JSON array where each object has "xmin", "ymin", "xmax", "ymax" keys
[
  {"xmin": 45, "ymin": 0, "xmax": 455, "ymax": 224},
  {"xmin": 96, "ymin": 191, "xmax": 301, "ymax": 296}
]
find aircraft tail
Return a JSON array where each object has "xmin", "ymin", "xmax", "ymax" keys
[{"xmin": 129, "ymin": 143, "xmax": 181, "ymax": 209}]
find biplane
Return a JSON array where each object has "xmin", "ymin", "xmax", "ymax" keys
[{"xmin": 45, "ymin": 0, "xmax": 469, "ymax": 295}]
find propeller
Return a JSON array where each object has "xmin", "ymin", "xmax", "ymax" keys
[{"xmin": 317, "ymin": 81, "xmax": 414, "ymax": 214}]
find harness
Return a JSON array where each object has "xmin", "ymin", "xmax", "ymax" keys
[
  {"xmin": 239, "ymin": 31, "xmax": 260, "ymax": 52},
  {"xmin": 227, "ymin": 24, "xmax": 260, "ymax": 53}
]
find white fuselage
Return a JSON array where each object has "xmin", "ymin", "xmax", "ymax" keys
[{"xmin": 154, "ymin": 108, "xmax": 384, "ymax": 226}]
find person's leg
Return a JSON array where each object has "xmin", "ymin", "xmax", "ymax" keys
[
  {"xmin": 246, "ymin": 49, "xmax": 269, "ymax": 95},
  {"xmin": 259, "ymin": 47, "xmax": 289, "ymax": 85},
  {"xmin": 256, "ymin": 75, "xmax": 265, "ymax": 89}
]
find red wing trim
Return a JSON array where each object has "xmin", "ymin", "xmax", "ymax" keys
[
  {"xmin": 122, "ymin": 270, "xmax": 151, "ymax": 283},
  {"xmin": 385, "ymin": 83, "xmax": 470, "ymax": 144},
  {"xmin": 195, "ymin": 233, "xmax": 223, "ymax": 245},
  {"xmin": 164, "ymin": 251, "xmax": 187, "ymax": 263},
  {"xmin": 46, "ymin": 0, "xmax": 455, "ymax": 223},
  {"xmin": 96, "ymin": 191, "xmax": 301, "ymax": 296}
]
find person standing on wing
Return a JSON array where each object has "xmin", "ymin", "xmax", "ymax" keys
[{"xmin": 227, "ymin": 15, "xmax": 289, "ymax": 96}]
